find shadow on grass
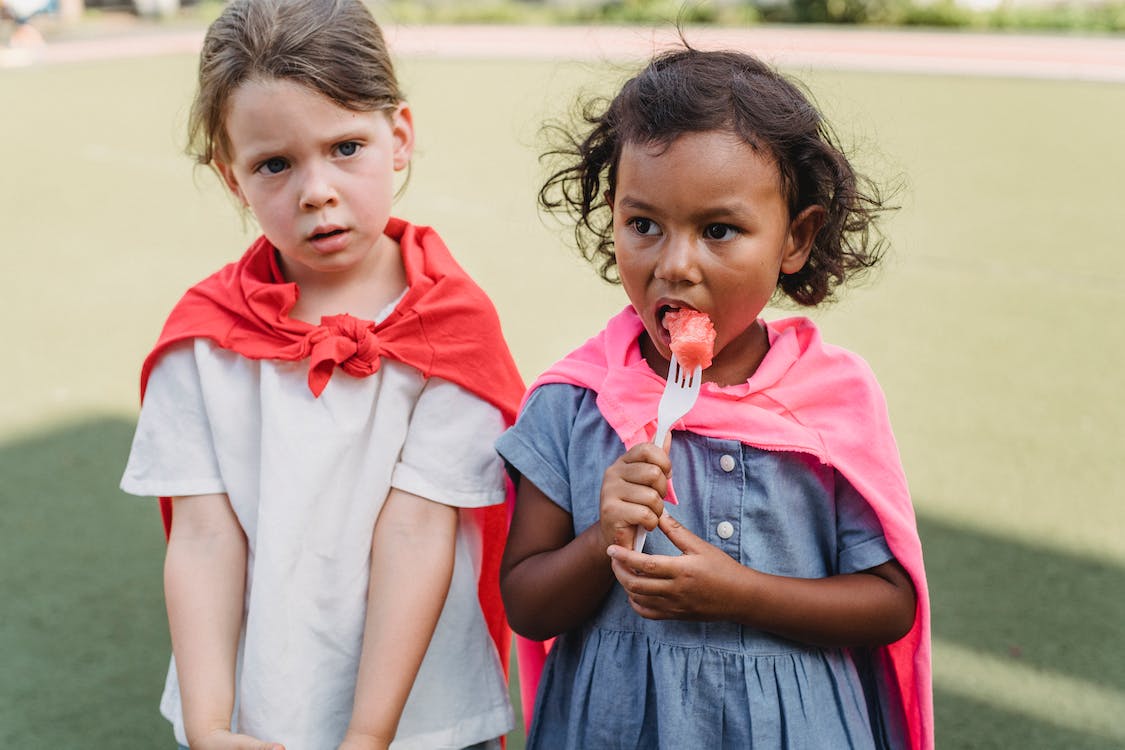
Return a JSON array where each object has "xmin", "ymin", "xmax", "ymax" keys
[
  {"xmin": 919, "ymin": 513, "xmax": 1125, "ymax": 748},
  {"xmin": 0, "ymin": 416, "xmax": 170, "ymax": 748},
  {"xmin": 2, "ymin": 417, "xmax": 1120, "ymax": 748},
  {"xmin": 0, "ymin": 416, "xmax": 532, "ymax": 749},
  {"xmin": 920, "ymin": 513, "xmax": 1124, "ymax": 689},
  {"xmin": 933, "ymin": 688, "xmax": 1117, "ymax": 750}
]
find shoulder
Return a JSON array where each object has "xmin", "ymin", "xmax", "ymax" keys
[
  {"xmin": 144, "ymin": 339, "xmax": 269, "ymax": 414},
  {"xmin": 520, "ymin": 382, "xmax": 596, "ymax": 421},
  {"xmin": 769, "ymin": 316, "xmax": 883, "ymax": 390},
  {"xmin": 500, "ymin": 383, "xmax": 596, "ymax": 455},
  {"xmin": 418, "ymin": 375, "xmax": 506, "ymax": 423}
]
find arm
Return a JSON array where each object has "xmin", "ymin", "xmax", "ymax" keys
[
  {"xmin": 338, "ymin": 488, "xmax": 458, "ymax": 750},
  {"xmin": 499, "ymin": 442, "xmax": 671, "ymax": 641},
  {"xmin": 165, "ymin": 495, "xmax": 283, "ymax": 750},
  {"xmin": 608, "ymin": 512, "xmax": 916, "ymax": 648}
]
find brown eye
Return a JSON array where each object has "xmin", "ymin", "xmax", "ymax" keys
[
  {"xmin": 629, "ymin": 218, "xmax": 659, "ymax": 236},
  {"xmin": 704, "ymin": 224, "xmax": 738, "ymax": 240}
]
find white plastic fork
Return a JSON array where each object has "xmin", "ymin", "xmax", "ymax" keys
[{"xmin": 634, "ymin": 354, "xmax": 702, "ymax": 552}]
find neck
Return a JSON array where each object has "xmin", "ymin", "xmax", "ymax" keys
[{"xmin": 282, "ymin": 237, "xmax": 407, "ymax": 324}]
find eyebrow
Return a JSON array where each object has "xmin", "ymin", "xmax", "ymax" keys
[
  {"xmin": 616, "ymin": 196, "xmax": 752, "ymax": 222},
  {"xmin": 616, "ymin": 197, "xmax": 658, "ymax": 213}
]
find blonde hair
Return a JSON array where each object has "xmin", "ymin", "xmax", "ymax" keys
[{"xmin": 187, "ymin": 0, "xmax": 402, "ymax": 166}]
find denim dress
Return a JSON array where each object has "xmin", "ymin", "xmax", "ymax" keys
[{"xmin": 496, "ymin": 384, "xmax": 899, "ymax": 750}]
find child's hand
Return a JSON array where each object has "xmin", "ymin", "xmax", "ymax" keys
[
  {"xmin": 599, "ymin": 442, "xmax": 671, "ymax": 551},
  {"xmin": 337, "ymin": 729, "xmax": 392, "ymax": 750},
  {"xmin": 189, "ymin": 729, "xmax": 285, "ymax": 750},
  {"xmin": 607, "ymin": 512, "xmax": 742, "ymax": 621}
]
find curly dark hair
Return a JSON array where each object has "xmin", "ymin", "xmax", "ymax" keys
[{"xmin": 538, "ymin": 46, "xmax": 893, "ymax": 306}]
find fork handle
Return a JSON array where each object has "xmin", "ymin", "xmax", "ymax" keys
[
  {"xmin": 633, "ymin": 529, "xmax": 648, "ymax": 552},
  {"xmin": 634, "ymin": 420, "xmax": 673, "ymax": 552}
]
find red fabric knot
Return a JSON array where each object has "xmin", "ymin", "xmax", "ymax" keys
[{"xmin": 304, "ymin": 313, "xmax": 383, "ymax": 396}]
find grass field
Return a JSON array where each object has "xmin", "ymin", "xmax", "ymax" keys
[{"xmin": 2, "ymin": 39, "xmax": 1124, "ymax": 748}]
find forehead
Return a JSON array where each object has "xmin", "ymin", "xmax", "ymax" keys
[
  {"xmin": 222, "ymin": 77, "xmax": 379, "ymax": 158},
  {"xmin": 225, "ymin": 77, "xmax": 341, "ymax": 125},
  {"xmin": 615, "ymin": 130, "xmax": 784, "ymax": 207}
]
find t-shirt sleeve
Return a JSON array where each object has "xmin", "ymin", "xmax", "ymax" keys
[
  {"xmin": 836, "ymin": 471, "xmax": 895, "ymax": 574},
  {"xmin": 493, "ymin": 383, "xmax": 586, "ymax": 515},
  {"xmin": 119, "ymin": 342, "xmax": 226, "ymax": 499},
  {"xmin": 391, "ymin": 377, "xmax": 509, "ymax": 509}
]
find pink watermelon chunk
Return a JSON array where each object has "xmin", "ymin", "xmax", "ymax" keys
[{"xmin": 665, "ymin": 309, "xmax": 715, "ymax": 371}]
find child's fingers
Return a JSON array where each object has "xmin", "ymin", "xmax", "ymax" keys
[
  {"xmin": 240, "ymin": 738, "xmax": 284, "ymax": 750},
  {"xmin": 621, "ymin": 441, "xmax": 673, "ymax": 475},
  {"xmin": 658, "ymin": 511, "xmax": 704, "ymax": 553},
  {"xmin": 602, "ymin": 500, "xmax": 660, "ymax": 549},
  {"xmin": 199, "ymin": 731, "xmax": 285, "ymax": 750},
  {"xmin": 606, "ymin": 545, "xmax": 672, "ymax": 580},
  {"xmin": 606, "ymin": 549, "xmax": 679, "ymax": 616},
  {"xmin": 613, "ymin": 461, "xmax": 670, "ymax": 500}
]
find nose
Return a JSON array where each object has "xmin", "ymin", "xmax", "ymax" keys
[
  {"xmin": 299, "ymin": 163, "xmax": 338, "ymax": 210},
  {"xmin": 654, "ymin": 232, "xmax": 702, "ymax": 284}
]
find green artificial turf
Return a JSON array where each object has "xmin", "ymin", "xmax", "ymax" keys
[{"xmin": 2, "ymin": 41, "xmax": 1123, "ymax": 748}]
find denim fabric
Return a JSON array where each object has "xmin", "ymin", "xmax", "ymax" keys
[{"xmin": 496, "ymin": 384, "xmax": 897, "ymax": 750}]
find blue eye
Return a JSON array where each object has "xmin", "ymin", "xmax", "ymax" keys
[
  {"xmin": 629, "ymin": 218, "xmax": 660, "ymax": 237},
  {"xmin": 337, "ymin": 141, "xmax": 359, "ymax": 157},
  {"xmin": 704, "ymin": 224, "xmax": 739, "ymax": 240},
  {"xmin": 259, "ymin": 157, "xmax": 287, "ymax": 175}
]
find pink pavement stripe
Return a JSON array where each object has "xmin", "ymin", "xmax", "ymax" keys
[{"xmin": 4, "ymin": 23, "xmax": 1125, "ymax": 81}]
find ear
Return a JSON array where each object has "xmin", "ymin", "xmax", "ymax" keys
[
  {"xmin": 389, "ymin": 102, "xmax": 415, "ymax": 171},
  {"xmin": 214, "ymin": 160, "xmax": 248, "ymax": 207},
  {"xmin": 781, "ymin": 205, "xmax": 825, "ymax": 275}
]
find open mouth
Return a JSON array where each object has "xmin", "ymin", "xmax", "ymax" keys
[
  {"xmin": 657, "ymin": 303, "xmax": 694, "ymax": 331},
  {"xmin": 311, "ymin": 228, "xmax": 346, "ymax": 241}
]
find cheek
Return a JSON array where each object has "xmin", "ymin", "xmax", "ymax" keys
[{"xmin": 613, "ymin": 247, "xmax": 646, "ymax": 288}]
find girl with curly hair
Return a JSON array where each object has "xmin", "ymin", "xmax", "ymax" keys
[{"xmin": 497, "ymin": 46, "xmax": 931, "ymax": 750}]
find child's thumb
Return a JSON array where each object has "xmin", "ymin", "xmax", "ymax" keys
[{"xmin": 658, "ymin": 511, "xmax": 700, "ymax": 552}]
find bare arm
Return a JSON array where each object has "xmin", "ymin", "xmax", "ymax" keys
[
  {"xmin": 608, "ymin": 512, "xmax": 916, "ymax": 648},
  {"xmin": 338, "ymin": 488, "xmax": 457, "ymax": 750},
  {"xmin": 498, "ymin": 478, "xmax": 615, "ymax": 640},
  {"xmin": 500, "ymin": 443, "xmax": 672, "ymax": 641},
  {"xmin": 165, "ymin": 495, "xmax": 284, "ymax": 750}
]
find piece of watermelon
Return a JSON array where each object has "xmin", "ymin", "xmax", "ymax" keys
[{"xmin": 665, "ymin": 309, "xmax": 715, "ymax": 371}]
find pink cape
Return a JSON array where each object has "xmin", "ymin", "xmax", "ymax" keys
[
  {"xmin": 516, "ymin": 306, "xmax": 932, "ymax": 749},
  {"xmin": 138, "ymin": 218, "xmax": 526, "ymax": 685}
]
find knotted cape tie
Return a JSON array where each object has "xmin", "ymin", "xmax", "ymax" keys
[{"xmin": 305, "ymin": 313, "xmax": 384, "ymax": 396}]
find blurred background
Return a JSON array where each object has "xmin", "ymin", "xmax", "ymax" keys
[{"xmin": 2, "ymin": 1, "xmax": 1124, "ymax": 748}]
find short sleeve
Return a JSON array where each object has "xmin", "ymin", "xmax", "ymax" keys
[
  {"xmin": 391, "ymin": 377, "xmax": 508, "ymax": 508},
  {"xmin": 120, "ymin": 342, "xmax": 226, "ymax": 499},
  {"xmin": 494, "ymin": 383, "xmax": 588, "ymax": 515},
  {"xmin": 836, "ymin": 471, "xmax": 895, "ymax": 574}
]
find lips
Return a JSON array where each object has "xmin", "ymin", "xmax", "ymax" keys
[
  {"xmin": 309, "ymin": 224, "xmax": 346, "ymax": 241},
  {"xmin": 656, "ymin": 300, "xmax": 698, "ymax": 327},
  {"xmin": 307, "ymin": 225, "xmax": 350, "ymax": 254},
  {"xmin": 653, "ymin": 299, "xmax": 698, "ymax": 348}
]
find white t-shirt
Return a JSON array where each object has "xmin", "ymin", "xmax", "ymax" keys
[{"xmin": 120, "ymin": 334, "xmax": 514, "ymax": 750}]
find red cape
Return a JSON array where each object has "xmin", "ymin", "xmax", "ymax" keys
[
  {"xmin": 519, "ymin": 307, "xmax": 932, "ymax": 749},
  {"xmin": 139, "ymin": 218, "xmax": 526, "ymax": 675}
]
